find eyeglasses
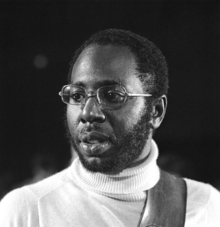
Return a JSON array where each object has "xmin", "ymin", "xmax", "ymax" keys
[{"xmin": 59, "ymin": 84, "xmax": 152, "ymax": 110}]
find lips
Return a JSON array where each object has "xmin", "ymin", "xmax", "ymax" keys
[
  {"xmin": 78, "ymin": 132, "xmax": 111, "ymax": 156},
  {"xmin": 79, "ymin": 132, "xmax": 110, "ymax": 144}
]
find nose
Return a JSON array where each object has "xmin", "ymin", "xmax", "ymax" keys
[{"xmin": 80, "ymin": 97, "xmax": 106, "ymax": 124}]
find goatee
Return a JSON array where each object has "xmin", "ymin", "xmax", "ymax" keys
[{"xmin": 65, "ymin": 104, "xmax": 153, "ymax": 175}]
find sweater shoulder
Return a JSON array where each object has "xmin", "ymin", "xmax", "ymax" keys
[
  {"xmin": 184, "ymin": 178, "xmax": 220, "ymax": 225},
  {"xmin": 0, "ymin": 167, "xmax": 70, "ymax": 205},
  {"xmin": 0, "ymin": 185, "xmax": 38, "ymax": 212},
  {"xmin": 0, "ymin": 186, "xmax": 39, "ymax": 226},
  {"xmin": 185, "ymin": 178, "xmax": 212, "ymax": 205},
  {"xmin": 0, "ymin": 168, "xmax": 71, "ymax": 226},
  {"xmin": 184, "ymin": 178, "xmax": 220, "ymax": 206},
  {"xmin": 27, "ymin": 167, "xmax": 70, "ymax": 199}
]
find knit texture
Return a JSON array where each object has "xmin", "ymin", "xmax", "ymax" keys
[
  {"xmin": 70, "ymin": 139, "xmax": 160, "ymax": 201},
  {"xmin": 1, "ymin": 140, "xmax": 220, "ymax": 226}
]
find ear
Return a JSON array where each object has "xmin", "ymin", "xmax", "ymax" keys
[{"xmin": 151, "ymin": 95, "xmax": 167, "ymax": 129}]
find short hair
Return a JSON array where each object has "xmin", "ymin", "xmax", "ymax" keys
[{"xmin": 68, "ymin": 29, "xmax": 169, "ymax": 98}]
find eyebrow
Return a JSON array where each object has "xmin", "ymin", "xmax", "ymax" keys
[{"xmin": 71, "ymin": 79, "xmax": 122, "ymax": 88}]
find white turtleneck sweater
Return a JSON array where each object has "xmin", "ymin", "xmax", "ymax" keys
[{"xmin": 0, "ymin": 140, "xmax": 220, "ymax": 227}]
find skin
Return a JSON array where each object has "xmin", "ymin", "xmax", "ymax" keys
[{"xmin": 66, "ymin": 44, "xmax": 167, "ymax": 174}]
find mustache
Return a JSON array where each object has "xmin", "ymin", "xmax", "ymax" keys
[
  {"xmin": 80, "ymin": 122, "xmax": 104, "ymax": 134},
  {"xmin": 63, "ymin": 115, "xmax": 116, "ymax": 143},
  {"xmin": 79, "ymin": 124, "xmax": 117, "ymax": 144}
]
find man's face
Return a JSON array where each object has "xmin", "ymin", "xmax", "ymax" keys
[{"xmin": 66, "ymin": 44, "xmax": 153, "ymax": 174}]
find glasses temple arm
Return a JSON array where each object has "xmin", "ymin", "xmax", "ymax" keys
[{"xmin": 127, "ymin": 93, "xmax": 152, "ymax": 97}]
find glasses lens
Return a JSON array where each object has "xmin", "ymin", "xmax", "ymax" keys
[
  {"xmin": 62, "ymin": 85, "xmax": 85, "ymax": 105},
  {"xmin": 98, "ymin": 86, "xmax": 126, "ymax": 110}
]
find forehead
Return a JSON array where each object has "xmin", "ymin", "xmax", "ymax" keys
[{"xmin": 70, "ymin": 44, "xmax": 142, "ymax": 90}]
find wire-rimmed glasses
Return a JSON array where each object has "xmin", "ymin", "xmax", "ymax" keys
[{"xmin": 59, "ymin": 84, "xmax": 152, "ymax": 110}]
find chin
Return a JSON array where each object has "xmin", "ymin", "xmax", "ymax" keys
[
  {"xmin": 78, "ymin": 152, "xmax": 117, "ymax": 174},
  {"xmin": 83, "ymin": 155, "xmax": 103, "ymax": 166}
]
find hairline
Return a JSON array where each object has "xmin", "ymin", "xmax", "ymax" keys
[
  {"xmin": 68, "ymin": 43, "xmax": 152, "ymax": 83},
  {"xmin": 67, "ymin": 29, "xmax": 168, "ymax": 98}
]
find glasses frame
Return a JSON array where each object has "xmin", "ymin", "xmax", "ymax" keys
[{"xmin": 59, "ymin": 84, "xmax": 152, "ymax": 110}]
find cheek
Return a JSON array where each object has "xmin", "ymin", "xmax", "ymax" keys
[
  {"xmin": 109, "ymin": 98, "xmax": 145, "ymax": 132},
  {"xmin": 66, "ymin": 106, "xmax": 81, "ymax": 133}
]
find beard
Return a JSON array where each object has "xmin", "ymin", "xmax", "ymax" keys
[{"xmin": 65, "ymin": 103, "xmax": 153, "ymax": 175}]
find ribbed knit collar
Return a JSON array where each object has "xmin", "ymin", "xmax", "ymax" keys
[{"xmin": 70, "ymin": 140, "xmax": 160, "ymax": 201}]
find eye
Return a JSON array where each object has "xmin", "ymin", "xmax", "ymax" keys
[
  {"xmin": 70, "ymin": 92, "xmax": 85, "ymax": 104},
  {"xmin": 105, "ymin": 91, "xmax": 125, "ymax": 103}
]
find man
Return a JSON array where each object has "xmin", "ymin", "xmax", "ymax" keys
[{"xmin": 0, "ymin": 29, "xmax": 220, "ymax": 226}]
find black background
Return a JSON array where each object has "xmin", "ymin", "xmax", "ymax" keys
[{"xmin": 0, "ymin": 0, "xmax": 220, "ymax": 194}]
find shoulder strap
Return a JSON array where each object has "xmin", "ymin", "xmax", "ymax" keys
[{"xmin": 140, "ymin": 170, "xmax": 187, "ymax": 227}]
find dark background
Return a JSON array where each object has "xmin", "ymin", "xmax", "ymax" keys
[{"xmin": 0, "ymin": 0, "xmax": 220, "ymax": 197}]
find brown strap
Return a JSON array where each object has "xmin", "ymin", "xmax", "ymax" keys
[{"xmin": 140, "ymin": 170, "xmax": 187, "ymax": 227}]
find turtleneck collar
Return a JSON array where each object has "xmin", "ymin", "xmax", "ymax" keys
[{"xmin": 69, "ymin": 140, "xmax": 160, "ymax": 201}]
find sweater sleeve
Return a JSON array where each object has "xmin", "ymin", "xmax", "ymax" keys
[
  {"xmin": 206, "ymin": 185, "xmax": 220, "ymax": 226},
  {"xmin": 0, "ymin": 186, "xmax": 39, "ymax": 227}
]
